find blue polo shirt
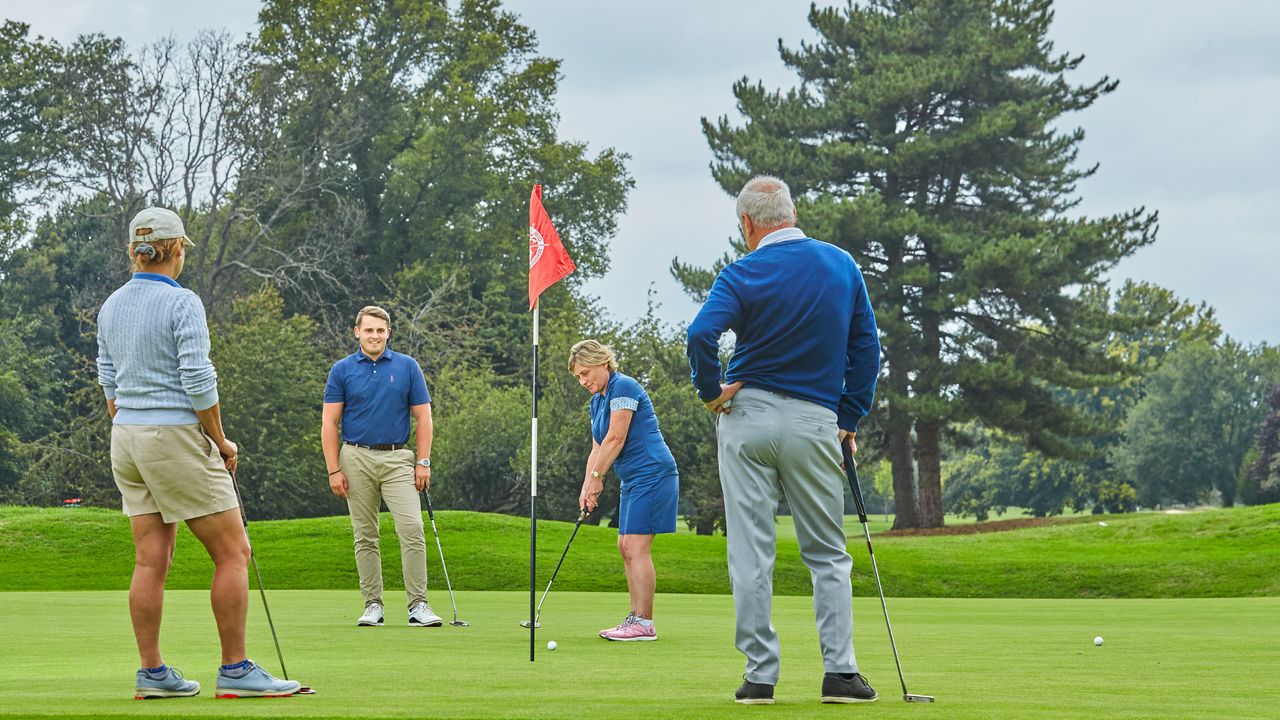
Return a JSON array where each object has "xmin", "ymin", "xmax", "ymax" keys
[
  {"xmin": 590, "ymin": 372, "xmax": 678, "ymax": 487},
  {"xmin": 324, "ymin": 348, "xmax": 431, "ymax": 445}
]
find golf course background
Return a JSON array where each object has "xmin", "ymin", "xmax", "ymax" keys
[
  {"xmin": 3, "ymin": 505, "xmax": 1277, "ymax": 597},
  {"xmin": 2, "ymin": 505, "xmax": 1278, "ymax": 719}
]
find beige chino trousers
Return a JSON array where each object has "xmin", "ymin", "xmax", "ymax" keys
[{"xmin": 341, "ymin": 444, "xmax": 428, "ymax": 609}]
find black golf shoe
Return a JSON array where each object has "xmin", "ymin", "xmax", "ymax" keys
[
  {"xmin": 820, "ymin": 672, "xmax": 877, "ymax": 703},
  {"xmin": 734, "ymin": 678, "xmax": 775, "ymax": 705}
]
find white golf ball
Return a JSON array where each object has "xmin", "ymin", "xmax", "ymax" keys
[
  {"xmin": 547, "ymin": 640, "xmax": 557, "ymax": 651},
  {"xmin": 1094, "ymin": 636, "xmax": 1104, "ymax": 646}
]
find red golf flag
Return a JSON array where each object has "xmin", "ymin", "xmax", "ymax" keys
[{"xmin": 528, "ymin": 183, "xmax": 576, "ymax": 310}]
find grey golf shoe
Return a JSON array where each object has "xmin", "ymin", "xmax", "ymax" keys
[
  {"xmin": 357, "ymin": 602, "xmax": 384, "ymax": 626},
  {"xmin": 214, "ymin": 661, "xmax": 300, "ymax": 698},
  {"xmin": 134, "ymin": 666, "xmax": 200, "ymax": 699},
  {"xmin": 408, "ymin": 601, "xmax": 443, "ymax": 627}
]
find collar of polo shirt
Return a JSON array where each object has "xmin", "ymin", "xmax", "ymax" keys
[
  {"xmin": 357, "ymin": 348, "xmax": 394, "ymax": 363},
  {"xmin": 756, "ymin": 226, "xmax": 806, "ymax": 249}
]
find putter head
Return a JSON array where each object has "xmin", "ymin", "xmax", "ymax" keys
[
  {"xmin": 518, "ymin": 620, "xmax": 541, "ymax": 628},
  {"xmin": 904, "ymin": 694, "xmax": 935, "ymax": 703},
  {"xmin": 296, "ymin": 686, "xmax": 316, "ymax": 695},
  {"xmin": 450, "ymin": 620, "xmax": 470, "ymax": 627}
]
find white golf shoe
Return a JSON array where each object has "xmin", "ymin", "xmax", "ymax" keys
[
  {"xmin": 408, "ymin": 601, "xmax": 443, "ymax": 627},
  {"xmin": 357, "ymin": 602, "xmax": 384, "ymax": 627}
]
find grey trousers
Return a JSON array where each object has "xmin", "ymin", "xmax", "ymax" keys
[
  {"xmin": 341, "ymin": 444, "xmax": 428, "ymax": 609},
  {"xmin": 718, "ymin": 388, "xmax": 857, "ymax": 685}
]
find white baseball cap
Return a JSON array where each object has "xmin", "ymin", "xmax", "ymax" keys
[{"xmin": 128, "ymin": 207, "xmax": 194, "ymax": 247}]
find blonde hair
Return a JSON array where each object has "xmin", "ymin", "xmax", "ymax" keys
[
  {"xmin": 568, "ymin": 339, "xmax": 618, "ymax": 372},
  {"xmin": 354, "ymin": 305, "xmax": 391, "ymax": 328},
  {"xmin": 128, "ymin": 236, "xmax": 185, "ymax": 272}
]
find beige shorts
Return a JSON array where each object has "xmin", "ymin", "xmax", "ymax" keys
[{"xmin": 111, "ymin": 424, "xmax": 240, "ymax": 523}]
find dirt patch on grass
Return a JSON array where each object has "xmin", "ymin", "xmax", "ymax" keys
[{"xmin": 880, "ymin": 515, "xmax": 1091, "ymax": 537}]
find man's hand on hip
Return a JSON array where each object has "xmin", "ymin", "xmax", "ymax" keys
[
  {"xmin": 704, "ymin": 381, "xmax": 744, "ymax": 414},
  {"xmin": 839, "ymin": 430, "xmax": 858, "ymax": 459}
]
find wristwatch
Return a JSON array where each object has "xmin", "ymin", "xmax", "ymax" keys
[
  {"xmin": 417, "ymin": 458, "xmax": 431, "ymax": 469},
  {"xmin": 590, "ymin": 470, "xmax": 600, "ymax": 479}
]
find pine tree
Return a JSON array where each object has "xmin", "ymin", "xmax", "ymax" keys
[{"xmin": 682, "ymin": 0, "xmax": 1157, "ymax": 527}]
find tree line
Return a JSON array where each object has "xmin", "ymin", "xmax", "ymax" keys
[{"xmin": 1, "ymin": 0, "xmax": 1275, "ymax": 531}]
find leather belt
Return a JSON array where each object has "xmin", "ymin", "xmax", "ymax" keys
[{"xmin": 345, "ymin": 441, "xmax": 406, "ymax": 451}]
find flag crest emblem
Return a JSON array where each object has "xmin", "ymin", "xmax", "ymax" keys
[{"xmin": 529, "ymin": 225, "xmax": 546, "ymax": 269}]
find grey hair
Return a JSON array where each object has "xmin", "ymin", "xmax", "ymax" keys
[{"xmin": 735, "ymin": 175, "xmax": 795, "ymax": 228}]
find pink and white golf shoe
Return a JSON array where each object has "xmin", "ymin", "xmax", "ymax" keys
[{"xmin": 602, "ymin": 617, "xmax": 656, "ymax": 641}]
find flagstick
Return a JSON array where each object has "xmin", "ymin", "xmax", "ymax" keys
[
  {"xmin": 530, "ymin": 301, "xmax": 539, "ymax": 662},
  {"xmin": 527, "ymin": 178, "xmax": 573, "ymax": 663}
]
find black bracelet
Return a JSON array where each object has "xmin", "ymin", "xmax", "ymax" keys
[{"xmin": 328, "ymin": 469, "xmax": 341, "ymax": 476}]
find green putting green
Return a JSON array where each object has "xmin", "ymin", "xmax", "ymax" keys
[{"xmin": 0, "ymin": 591, "xmax": 1275, "ymax": 719}]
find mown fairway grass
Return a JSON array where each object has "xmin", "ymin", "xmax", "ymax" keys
[
  {"xmin": 0, "ymin": 591, "xmax": 1276, "ymax": 719},
  {"xmin": 1, "ymin": 505, "xmax": 1278, "ymax": 718},
  {"xmin": 2, "ymin": 504, "xmax": 1277, "ymax": 597}
]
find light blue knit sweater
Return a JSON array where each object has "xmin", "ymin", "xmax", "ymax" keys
[{"xmin": 96, "ymin": 274, "xmax": 219, "ymax": 425}]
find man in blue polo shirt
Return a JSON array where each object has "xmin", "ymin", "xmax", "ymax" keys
[
  {"xmin": 322, "ymin": 305, "xmax": 442, "ymax": 627},
  {"xmin": 687, "ymin": 176, "xmax": 881, "ymax": 705}
]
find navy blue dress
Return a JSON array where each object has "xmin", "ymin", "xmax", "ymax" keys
[{"xmin": 590, "ymin": 372, "xmax": 679, "ymax": 534}]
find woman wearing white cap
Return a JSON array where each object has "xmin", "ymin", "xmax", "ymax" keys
[{"xmin": 96, "ymin": 207, "xmax": 301, "ymax": 699}]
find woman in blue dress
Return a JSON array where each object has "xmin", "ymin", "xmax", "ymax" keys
[{"xmin": 569, "ymin": 339, "xmax": 680, "ymax": 641}]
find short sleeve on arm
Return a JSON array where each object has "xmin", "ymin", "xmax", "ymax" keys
[
  {"xmin": 409, "ymin": 359, "xmax": 431, "ymax": 406},
  {"xmin": 609, "ymin": 397, "xmax": 639, "ymax": 412},
  {"xmin": 609, "ymin": 375, "xmax": 642, "ymax": 412},
  {"xmin": 324, "ymin": 362, "xmax": 346, "ymax": 403}
]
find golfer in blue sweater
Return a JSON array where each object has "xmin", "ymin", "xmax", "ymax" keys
[{"xmin": 687, "ymin": 176, "xmax": 881, "ymax": 705}]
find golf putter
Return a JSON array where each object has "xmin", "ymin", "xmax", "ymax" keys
[
  {"xmin": 520, "ymin": 508, "xmax": 588, "ymax": 628},
  {"xmin": 423, "ymin": 490, "xmax": 469, "ymax": 626},
  {"xmin": 229, "ymin": 470, "xmax": 315, "ymax": 694},
  {"xmin": 841, "ymin": 443, "xmax": 934, "ymax": 703}
]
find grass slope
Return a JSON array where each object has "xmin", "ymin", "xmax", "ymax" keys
[
  {"xmin": 1, "ymin": 504, "xmax": 1277, "ymax": 598},
  {"xmin": 0, "ymin": 591, "xmax": 1276, "ymax": 719}
]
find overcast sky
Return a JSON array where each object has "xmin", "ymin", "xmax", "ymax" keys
[{"xmin": 5, "ymin": 0, "xmax": 1276, "ymax": 344}]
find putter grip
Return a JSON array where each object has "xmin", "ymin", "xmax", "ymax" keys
[
  {"xmin": 423, "ymin": 490, "xmax": 435, "ymax": 520},
  {"xmin": 841, "ymin": 443, "xmax": 869, "ymax": 523}
]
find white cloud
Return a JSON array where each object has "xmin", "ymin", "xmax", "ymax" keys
[
  {"xmin": 4, "ymin": 0, "xmax": 1275, "ymax": 343},
  {"xmin": 1, "ymin": 0, "xmax": 260, "ymax": 44}
]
